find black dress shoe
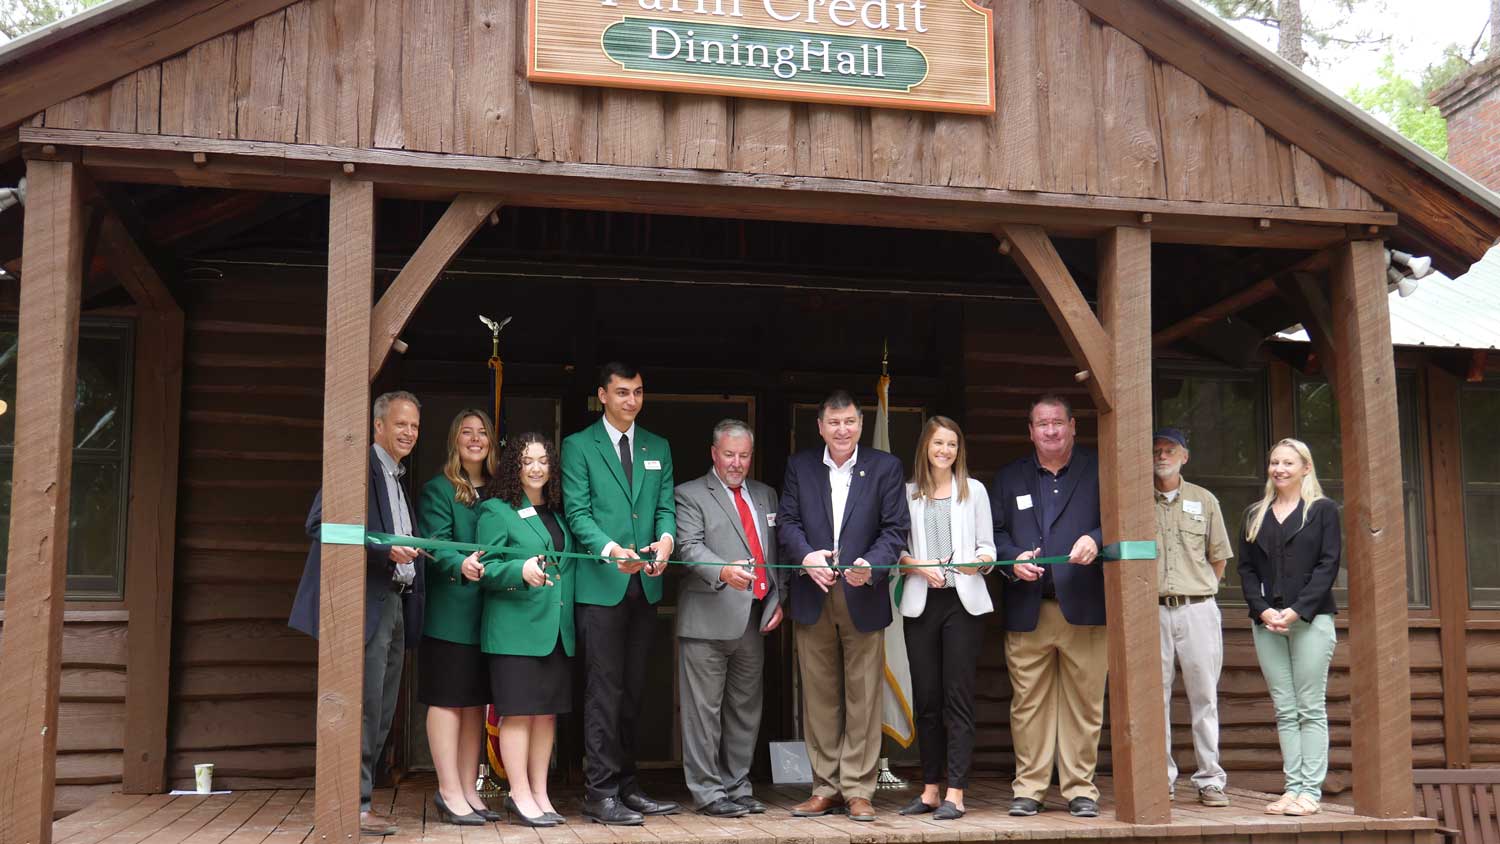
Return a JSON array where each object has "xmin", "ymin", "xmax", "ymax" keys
[
  {"xmin": 466, "ymin": 800, "xmax": 502, "ymax": 822},
  {"xmin": 1009, "ymin": 797, "xmax": 1043, "ymax": 816},
  {"xmin": 581, "ymin": 797, "xmax": 645, "ymax": 826},
  {"xmin": 933, "ymin": 800, "xmax": 965, "ymax": 820},
  {"xmin": 621, "ymin": 791, "xmax": 680, "ymax": 816},
  {"xmin": 505, "ymin": 796, "xmax": 559, "ymax": 827},
  {"xmin": 898, "ymin": 796, "xmax": 937, "ymax": 816},
  {"xmin": 698, "ymin": 798, "xmax": 750, "ymax": 818},
  {"xmin": 732, "ymin": 795, "xmax": 766, "ymax": 814},
  {"xmin": 434, "ymin": 793, "xmax": 486, "ymax": 826},
  {"xmin": 1068, "ymin": 797, "xmax": 1100, "ymax": 818}
]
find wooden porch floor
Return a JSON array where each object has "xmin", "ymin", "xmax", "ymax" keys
[{"xmin": 51, "ymin": 778, "xmax": 1437, "ymax": 844}]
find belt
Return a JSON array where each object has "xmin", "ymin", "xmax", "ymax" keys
[
  {"xmin": 389, "ymin": 581, "xmax": 411, "ymax": 594},
  {"xmin": 1159, "ymin": 594, "xmax": 1212, "ymax": 608}
]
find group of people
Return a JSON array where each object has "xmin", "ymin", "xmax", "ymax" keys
[{"xmin": 288, "ymin": 362, "xmax": 1344, "ymax": 835}]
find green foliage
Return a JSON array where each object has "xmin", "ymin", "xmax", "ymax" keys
[
  {"xmin": 1346, "ymin": 53, "xmax": 1468, "ymax": 158},
  {"xmin": 0, "ymin": 0, "xmax": 110, "ymax": 41}
]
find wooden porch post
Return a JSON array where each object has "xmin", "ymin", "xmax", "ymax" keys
[
  {"xmin": 1096, "ymin": 226, "xmax": 1170, "ymax": 825},
  {"xmin": 1328, "ymin": 239, "xmax": 1413, "ymax": 818},
  {"xmin": 314, "ymin": 177, "xmax": 375, "ymax": 840},
  {"xmin": 0, "ymin": 159, "xmax": 86, "ymax": 844}
]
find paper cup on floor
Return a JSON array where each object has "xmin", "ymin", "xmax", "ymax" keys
[{"xmin": 194, "ymin": 763, "xmax": 214, "ymax": 794}]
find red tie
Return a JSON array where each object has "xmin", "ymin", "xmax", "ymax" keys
[{"xmin": 731, "ymin": 486, "xmax": 769, "ymax": 599}]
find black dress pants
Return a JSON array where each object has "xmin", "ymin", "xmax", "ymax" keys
[
  {"xmin": 902, "ymin": 588, "xmax": 983, "ymax": 788},
  {"xmin": 577, "ymin": 584, "xmax": 655, "ymax": 802}
]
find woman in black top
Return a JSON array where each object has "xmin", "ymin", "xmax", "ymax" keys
[{"xmin": 1238, "ymin": 438, "xmax": 1340, "ymax": 818}]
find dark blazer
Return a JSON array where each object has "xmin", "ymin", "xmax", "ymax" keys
[
  {"xmin": 288, "ymin": 446, "xmax": 426, "ymax": 647},
  {"xmin": 779, "ymin": 447, "xmax": 910, "ymax": 634},
  {"xmin": 1237, "ymin": 497, "xmax": 1341, "ymax": 623},
  {"xmin": 990, "ymin": 448, "xmax": 1105, "ymax": 631}
]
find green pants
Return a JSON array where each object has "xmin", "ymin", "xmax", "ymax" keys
[{"xmin": 1252, "ymin": 614, "xmax": 1336, "ymax": 799}]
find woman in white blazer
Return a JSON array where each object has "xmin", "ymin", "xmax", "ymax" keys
[{"xmin": 895, "ymin": 416, "xmax": 995, "ymax": 821}]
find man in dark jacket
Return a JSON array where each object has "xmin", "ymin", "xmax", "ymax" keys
[
  {"xmin": 990, "ymin": 394, "xmax": 1106, "ymax": 818},
  {"xmin": 779, "ymin": 390, "xmax": 909, "ymax": 822},
  {"xmin": 289, "ymin": 391, "xmax": 425, "ymax": 837}
]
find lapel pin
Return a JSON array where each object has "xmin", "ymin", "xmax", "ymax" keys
[{"xmin": 859, "ymin": 470, "xmax": 866, "ymax": 477}]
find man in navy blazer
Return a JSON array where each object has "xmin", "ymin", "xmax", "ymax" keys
[
  {"xmin": 289, "ymin": 391, "xmax": 425, "ymax": 837},
  {"xmin": 990, "ymin": 394, "xmax": 1106, "ymax": 819},
  {"xmin": 779, "ymin": 390, "xmax": 909, "ymax": 822}
]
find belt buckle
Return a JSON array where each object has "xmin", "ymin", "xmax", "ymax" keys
[{"xmin": 1164, "ymin": 595, "xmax": 1181, "ymax": 608}]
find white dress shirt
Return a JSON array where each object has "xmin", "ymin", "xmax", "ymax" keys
[
  {"xmin": 822, "ymin": 445, "xmax": 858, "ymax": 549},
  {"xmin": 603, "ymin": 416, "xmax": 637, "ymax": 468},
  {"xmin": 372, "ymin": 443, "xmax": 416, "ymax": 586}
]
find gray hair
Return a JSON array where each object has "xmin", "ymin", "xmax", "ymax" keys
[
  {"xmin": 373, "ymin": 390, "xmax": 421, "ymax": 422},
  {"xmin": 712, "ymin": 418, "xmax": 754, "ymax": 448}
]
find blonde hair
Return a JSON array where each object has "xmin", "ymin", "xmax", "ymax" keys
[
  {"xmin": 1245, "ymin": 438, "xmax": 1325, "ymax": 542},
  {"xmin": 443, "ymin": 409, "xmax": 498, "ymax": 506},
  {"xmin": 911, "ymin": 416, "xmax": 970, "ymax": 503}
]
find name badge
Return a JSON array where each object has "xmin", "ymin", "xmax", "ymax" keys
[
  {"xmin": 518, "ymin": 507, "xmax": 537, "ymax": 519},
  {"xmin": 766, "ymin": 512, "xmax": 777, "ymax": 526},
  {"xmin": 643, "ymin": 459, "xmax": 662, "ymax": 470},
  {"xmin": 1183, "ymin": 500, "xmax": 1203, "ymax": 515},
  {"xmin": 1016, "ymin": 494, "xmax": 1034, "ymax": 511}
]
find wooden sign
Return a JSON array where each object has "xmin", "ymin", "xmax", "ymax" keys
[{"xmin": 528, "ymin": 0, "xmax": 995, "ymax": 114}]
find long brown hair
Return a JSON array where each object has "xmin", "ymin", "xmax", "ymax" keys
[
  {"xmin": 443, "ymin": 409, "xmax": 498, "ymax": 506},
  {"xmin": 910, "ymin": 415, "xmax": 970, "ymax": 503},
  {"xmin": 485, "ymin": 431, "xmax": 563, "ymax": 510}
]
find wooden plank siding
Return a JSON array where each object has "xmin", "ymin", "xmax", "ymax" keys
[
  {"xmin": 165, "ymin": 269, "xmax": 326, "ymax": 793},
  {"xmin": 30, "ymin": 0, "xmax": 1382, "ymax": 214}
]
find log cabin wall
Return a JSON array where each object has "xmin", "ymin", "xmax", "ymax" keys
[
  {"xmin": 167, "ymin": 268, "xmax": 326, "ymax": 791},
  {"xmin": 30, "ymin": 0, "xmax": 1383, "ymax": 214}
]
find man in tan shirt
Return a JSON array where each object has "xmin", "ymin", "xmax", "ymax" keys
[{"xmin": 1153, "ymin": 428, "xmax": 1234, "ymax": 808}]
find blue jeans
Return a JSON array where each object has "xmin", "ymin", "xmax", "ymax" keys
[{"xmin": 1252, "ymin": 614, "xmax": 1336, "ymax": 799}]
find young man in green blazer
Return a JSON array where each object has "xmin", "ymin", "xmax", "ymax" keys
[{"xmin": 562, "ymin": 362, "xmax": 679, "ymax": 825}]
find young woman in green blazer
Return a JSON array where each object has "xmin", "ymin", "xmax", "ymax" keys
[
  {"xmin": 465, "ymin": 431, "xmax": 576, "ymax": 828},
  {"xmin": 416, "ymin": 409, "xmax": 498, "ymax": 826}
]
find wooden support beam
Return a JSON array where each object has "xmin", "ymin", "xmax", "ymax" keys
[
  {"xmin": 1424, "ymin": 362, "xmax": 1471, "ymax": 768},
  {"xmin": 369, "ymin": 193, "xmax": 503, "ymax": 380},
  {"xmin": 997, "ymin": 224, "xmax": 1115, "ymax": 413},
  {"xmin": 315, "ymin": 177, "xmax": 376, "ymax": 842},
  {"xmin": 0, "ymin": 158, "xmax": 85, "ymax": 844},
  {"xmin": 1096, "ymin": 226, "xmax": 1170, "ymax": 825},
  {"xmin": 1152, "ymin": 252, "xmax": 1332, "ymax": 348},
  {"xmin": 1276, "ymin": 271, "xmax": 1341, "ymax": 396},
  {"xmin": 1329, "ymin": 239, "xmax": 1413, "ymax": 818},
  {"xmin": 97, "ymin": 212, "xmax": 184, "ymax": 794}
]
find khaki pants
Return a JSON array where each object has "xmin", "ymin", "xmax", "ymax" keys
[
  {"xmin": 1006, "ymin": 599, "xmax": 1108, "ymax": 802},
  {"xmin": 795, "ymin": 585, "xmax": 884, "ymax": 801}
]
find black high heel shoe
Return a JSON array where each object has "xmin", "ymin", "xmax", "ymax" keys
[
  {"xmin": 466, "ymin": 800, "xmax": 502, "ymax": 822},
  {"xmin": 505, "ymin": 796, "xmax": 559, "ymax": 827},
  {"xmin": 434, "ymin": 793, "xmax": 486, "ymax": 826}
]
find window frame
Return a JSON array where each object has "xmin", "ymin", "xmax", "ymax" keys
[
  {"xmin": 1461, "ymin": 381, "xmax": 1500, "ymax": 610},
  {"xmin": 1291, "ymin": 369, "xmax": 1430, "ymax": 609},
  {"xmin": 0, "ymin": 317, "xmax": 136, "ymax": 600}
]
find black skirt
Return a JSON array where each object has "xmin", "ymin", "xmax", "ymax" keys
[
  {"xmin": 417, "ymin": 636, "xmax": 490, "ymax": 708},
  {"xmin": 488, "ymin": 643, "xmax": 572, "ymax": 715}
]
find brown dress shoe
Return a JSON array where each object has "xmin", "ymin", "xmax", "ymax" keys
[
  {"xmin": 847, "ymin": 798, "xmax": 875, "ymax": 822},
  {"xmin": 790, "ymin": 795, "xmax": 846, "ymax": 817},
  {"xmin": 360, "ymin": 810, "xmax": 398, "ymax": 836}
]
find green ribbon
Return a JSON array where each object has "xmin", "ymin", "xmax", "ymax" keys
[
  {"xmin": 321, "ymin": 523, "xmax": 368, "ymax": 546},
  {"xmin": 359, "ymin": 531, "xmax": 1156, "ymax": 570}
]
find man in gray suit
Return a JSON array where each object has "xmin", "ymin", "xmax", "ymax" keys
[{"xmin": 674, "ymin": 419, "xmax": 785, "ymax": 818}]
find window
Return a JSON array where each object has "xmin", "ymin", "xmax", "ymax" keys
[
  {"xmin": 1462, "ymin": 384, "xmax": 1500, "ymax": 609},
  {"xmin": 1292, "ymin": 372, "xmax": 1429, "ymax": 607},
  {"xmin": 1153, "ymin": 368, "xmax": 1269, "ymax": 603},
  {"xmin": 0, "ymin": 320, "xmax": 135, "ymax": 599}
]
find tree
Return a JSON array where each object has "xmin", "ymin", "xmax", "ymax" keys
[
  {"xmin": 0, "ymin": 0, "xmax": 110, "ymax": 42},
  {"xmin": 1197, "ymin": 0, "xmax": 1388, "ymax": 68},
  {"xmin": 1346, "ymin": 54, "xmax": 1467, "ymax": 158}
]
